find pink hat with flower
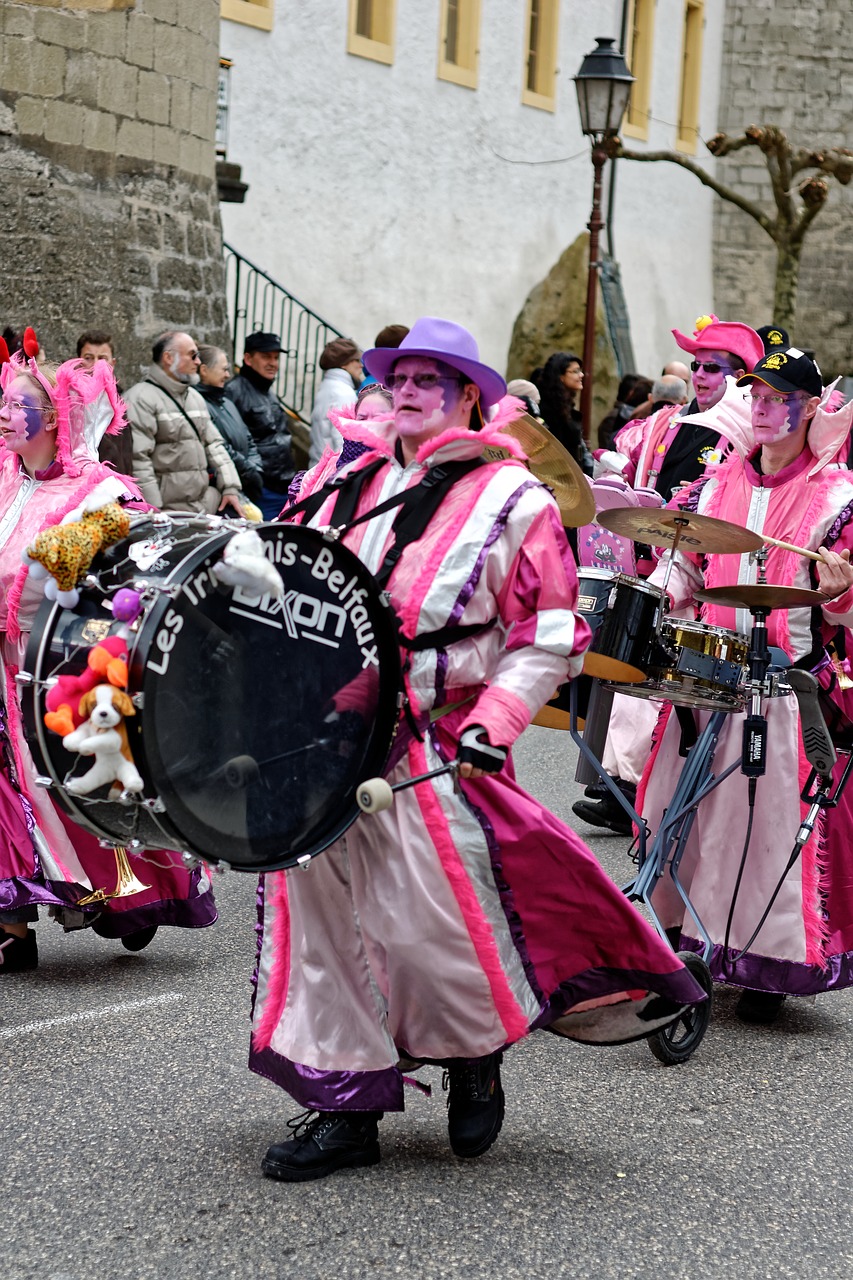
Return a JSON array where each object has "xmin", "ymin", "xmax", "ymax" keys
[{"xmin": 671, "ymin": 314, "xmax": 764, "ymax": 373}]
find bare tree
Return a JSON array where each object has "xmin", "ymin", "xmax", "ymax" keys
[{"xmin": 605, "ymin": 126, "xmax": 853, "ymax": 330}]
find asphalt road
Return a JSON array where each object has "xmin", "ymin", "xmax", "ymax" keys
[{"xmin": 3, "ymin": 725, "xmax": 853, "ymax": 1280}]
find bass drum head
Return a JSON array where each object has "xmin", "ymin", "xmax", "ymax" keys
[{"xmin": 137, "ymin": 524, "xmax": 400, "ymax": 872}]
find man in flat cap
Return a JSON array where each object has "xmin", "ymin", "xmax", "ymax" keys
[
  {"xmin": 309, "ymin": 337, "xmax": 364, "ymax": 466},
  {"xmin": 224, "ymin": 332, "xmax": 295, "ymax": 519}
]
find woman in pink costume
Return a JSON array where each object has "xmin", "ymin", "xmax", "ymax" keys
[
  {"xmin": 0, "ymin": 339, "xmax": 216, "ymax": 973},
  {"xmin": 638, "ymin": 346, "xmax": 853, "ymax": 1023},
  {"xmin": 252, "ymin": 318, "xmax": 705, "ymax": 1184}
]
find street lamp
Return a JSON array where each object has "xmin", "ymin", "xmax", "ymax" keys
[{"xmin": 574, "ymin": 37, "xmax": 634, "ymax": 441}]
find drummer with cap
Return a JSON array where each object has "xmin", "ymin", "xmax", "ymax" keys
[
  {"xmin": 637, "ymin": 344, "xmax": 853, "ymax": 1023},
  {"xmin": 251, "ymin": 316, "xmax": 706, "ymax": 1183},
  {"xmin": 575, "ymin": 314, "xmax": 764, "ymax": 834}
]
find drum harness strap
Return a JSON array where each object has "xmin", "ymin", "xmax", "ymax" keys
[{"xmin": 280, "ymin": 455, "xmax": 498, "ymax": 739}]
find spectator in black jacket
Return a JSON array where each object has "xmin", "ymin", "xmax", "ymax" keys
[
  {"xmin": 224, "ymin": 331, "xmax": 295, "ymax": 519},
  {"xmin": 197, "ymin": 345, "xmax": 264, "ymax": 506}
]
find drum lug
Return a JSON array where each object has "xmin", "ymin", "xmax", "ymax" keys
[
  {"xmin": 181, "ymin": 851, "xmax": 201, "ymax": 870},
  {"xmin": 380, "ymin": 591, "xmax": 393, "ymax": 608},
  {"xmin": 33, "ymin": 775, "xmax": 53, "ymax": 789},
  {"xmin": 296, "ymin": 854, "xmax": 313, "ymax": 868},
  {"xmin": 151, "ymin": 514, "xmax": 173, "ymax": 531},
  {"xmin": 396, "ymin": 691, "xmax": 406, "ymax": 709},
  {"xmin": 142, "ymin": 795, "xmax": 165, "ymax": 813},
  {"xmin": 133, "ymin": 578, "xmax": 150, "ymax": 593},
  {"xmin": 116, "ymin": 790, "xmax": 139, "ymax": 807},
  {"xmin": 14, "ymin": 671, "xmax": 33, "ymax": 687},
  {"xmin": 132, "ymin": 692, "xmax": 145, "ymax": 709},
  {"xmin": 319, "ymin": 524, "xmax": 342, "ymax": 543}
]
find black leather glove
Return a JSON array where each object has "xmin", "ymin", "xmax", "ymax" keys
[{"xmin": 456, "ymin": 725, "xmax": 508, "ymax": 773}]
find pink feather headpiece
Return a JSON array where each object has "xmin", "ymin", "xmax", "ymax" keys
[{"xmin": 1, "ymin": 346, "xmax": 126, "ymax": 478}]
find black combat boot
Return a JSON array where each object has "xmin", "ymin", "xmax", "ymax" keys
[
  {"xmin": 444, "ymin": 1052, "xmax": 505, "ymax": 1158},
  {"xmin": 262, "ymin": 1110, "xmax": 382, "ymax": 1182}
]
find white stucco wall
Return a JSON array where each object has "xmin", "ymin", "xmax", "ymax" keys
[{"xmin": 219, "ymin": 0, "xmax": 723, "ymax": 382}]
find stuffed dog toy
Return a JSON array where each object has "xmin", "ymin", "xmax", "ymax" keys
[
  {"xmin": 62, "ymin": 684, "xmax": 144, "ymax": 797},
  {"xmin": 44, "ymin": 635, "xmax": 130, "ymax": 738}
]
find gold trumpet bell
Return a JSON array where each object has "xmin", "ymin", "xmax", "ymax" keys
[{"xmin": 77, "ymin": 845, "xmax": 152, "ymax": 906}]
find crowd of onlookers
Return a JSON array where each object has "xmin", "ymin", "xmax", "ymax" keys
[{"xmin": 0, "ymin": 321, "xmax": 691, "ymax": 519}]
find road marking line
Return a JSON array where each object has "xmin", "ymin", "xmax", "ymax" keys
[{"xmin": 0, "ymin": 991, "xmax": 185, "ymax": 1038}]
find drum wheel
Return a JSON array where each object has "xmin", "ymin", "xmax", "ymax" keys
[{"xmin": 647, "ymin": 951, "xmax": 713, "ymax": 1066}]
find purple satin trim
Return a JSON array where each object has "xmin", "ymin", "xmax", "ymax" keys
[
  {"xmin": 533, "ymin": 963, "xmax": 707, "ymax": 1030},
  {"xmin": 250, "ymin": 874, "xmax": 266, "ymax": 1014},
  {"xmin": 249, "ymin": 1044, "xmax": 405, "ymax": 1112},
  {"xmin": 430, "ymin": 725, "xmax": 544, "ymax": 1003},
  {"xmin": 678, "ymin": 934, "xmax": 853, "ymax": 996},
  {"xmin": 82, "ymin": 878, "xmax": 218, "ymax": 937},
  {"xmin": 337, "ymin": 439, "xmax": 371, "ymax": 469},
  {"xmin": 0, "ymin": 876, "xmax": 80, "ymax": 913},
  {"xmin": 447, "ymin": 479, "xmax": 539, "ymax": 626},
  {"xmin": 825, "ymin": 498, "xmax": 853, "ymax": 548}
]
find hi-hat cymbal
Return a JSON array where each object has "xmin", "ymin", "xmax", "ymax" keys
[
  {"xmin": 696, "ymin": 584, "xmax": 827, "ymax": 610},
  {"xmin": 598, "ymin": 507, "xmax": 763, "ymax": 555}
]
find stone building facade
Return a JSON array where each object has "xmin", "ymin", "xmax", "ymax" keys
[
  {"xmin": 0, "ymin": 0, "xmax": 228, "ymax": 379},
  {"xmin": 714, "ymin": 0, "xmax": 853, "ymax": 374}
]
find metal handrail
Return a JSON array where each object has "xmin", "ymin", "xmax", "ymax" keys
[{"xmin": 223, "ymin": 241, "xmax": 344, "ymax": 422}]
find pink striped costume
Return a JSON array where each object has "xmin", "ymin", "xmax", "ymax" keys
[
  {"xmin": 0, "ymin": 355, "xmax": 215, "ymax": 937},
  {"xmin": 639, "ymin": 425, "xmax": 853, "ymax": 995},
  {"xmin": 249, "ymin": 414, "xmax": 704, "ymax": 1112}
]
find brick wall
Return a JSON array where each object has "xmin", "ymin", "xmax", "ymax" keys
[
  {"xmin": 0, "ymin": 0, "xmax": 229, "ymax": 380},
  {"xmin": 715, "ymin": 0, "xmax": 853, "ymax": 375}
]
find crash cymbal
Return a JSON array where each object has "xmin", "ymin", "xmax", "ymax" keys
[
  {"xmin": 598, "ymin": 507, "xmax": 763, "ymax": 556},
  {"xmin": 696, "ymin": 584, "xmax": 827, "ymax": 610},
  {"xmin": 486, "ymin": 414, "xmax": 596, "ymax": 528}
]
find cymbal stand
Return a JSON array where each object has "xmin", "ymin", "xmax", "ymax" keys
[{"xmin": 654, "ymin": 517, "xmax": 689, "ymax": 637}]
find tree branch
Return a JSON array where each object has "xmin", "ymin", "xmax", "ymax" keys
[{"xmin": 609, "ymin": 142, "xmax": 774, "ymax": 235}]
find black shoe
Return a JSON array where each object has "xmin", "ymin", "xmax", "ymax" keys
[
  {"xmin": 583, "ymin": 779, "xmax": 609, "ymax": 799},
  {"xmin": 0, "ymin": 929, "xmax": 38, "ymax": 973},
  {"xmin": 444, "ymin": 1052, "xmax": 505, "ymax": 1159},
  {"xmin": 572, "ymin": 787, "xmax": 635, "ymax": 836},
  {"xmin": 121, "ymin": 925, "xmax": 158, "ymax": 952},
  {"xmin": 262, "ymin": 1110, "xmax": 382, "ymax": 1183},
  {"xmin": 735, "ymin": 989, "xmax": 787, "ymax": 1025}
]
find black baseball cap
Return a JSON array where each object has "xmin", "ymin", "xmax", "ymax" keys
[
  {"xmin": 737, "ymin": 347, "xmax": 822, "ymax": 397},
  {"xmin": 756, "ymin": 324, "xmax": 790, "ymax": 352},
  {"xmin": 244, "ymin": 331, "xmax": 284, "ymax": 353}
]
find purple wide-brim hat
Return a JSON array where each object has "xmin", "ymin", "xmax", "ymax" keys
[{"xmin": 363, "ymin": 317, "xmax": 507, "ymax": 407}]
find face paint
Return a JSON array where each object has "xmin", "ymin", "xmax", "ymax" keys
[
  {"xmin": 0, "ymin": 375, "xmax": 53, "ymax": 452},
  {"xmin": 391, "ymin": 357, "xmax": 470, "ymax": 449},
  {"xmin": 691, "ymin": 348, "xmax": 736, "ymax": 410},
  {"xmin": 749, "ymin": 389, "xmax": 808, "ymax": 445}
]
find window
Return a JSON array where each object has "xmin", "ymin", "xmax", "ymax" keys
[
  {"xmin": 623, "ymin": 0, "xmax": 655, "ymax": 140},
  {"xmin": 522, "ymin": 0, "xmax": 559, "ymax": 112},
  {"xmin": 221, "ymin": 0, "xmax": 274, "ymax": 32},
  {"xmin": 437, "ymin": 0, "xmax": 481, "ymax": 89},
  {"xmin": 348, "ymin": 0, "xmax": 395, "ymax": 65},
  {"xmin": 676, "ymin": 0, "xmax": 704, "ymax": 153}
]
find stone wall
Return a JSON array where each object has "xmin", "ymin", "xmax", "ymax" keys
[
  {"xmin": 715, "ymin": 0, "xmax": 853, "ymax": 375},
  {"xmin": 0, "ymin": 0, "xmax": 228, "ymax": 381}
]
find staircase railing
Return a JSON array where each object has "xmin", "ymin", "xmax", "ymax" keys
[{"xmin": 223, "ymin": 242, "xmax": 343, "ymax": 422}]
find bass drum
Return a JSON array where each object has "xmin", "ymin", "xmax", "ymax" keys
[{"xmin": 22, "ymin": 516, "xmax": 401, "ymax": 873}]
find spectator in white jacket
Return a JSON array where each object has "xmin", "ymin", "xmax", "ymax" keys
[{"xmin": 308, "ymin": 337, "xmax": 363, "ymax": 465}]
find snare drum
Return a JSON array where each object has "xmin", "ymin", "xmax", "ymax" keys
[
  {"xmin": 634, "ymin": 618, "xmax": 748, "ymax": 711},
  {"xmin": 575, "ymin": 569, "xmax": 663, "ymax": 684},
  {"xmin": 21, "ymin": 517, "xmax": 401, "ymax": 872}
]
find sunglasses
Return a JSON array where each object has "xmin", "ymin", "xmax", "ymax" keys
[
  {"xmin": 690, "ymin": 360, "xmax": 734, "ymax": 374},
  {"xmin": 385, "ymin": 373, "xmax": 466, "ymax": 392}
]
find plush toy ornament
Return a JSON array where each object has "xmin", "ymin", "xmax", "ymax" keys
[
  {"xmin": 44, "ymin": 635, "xmax": 130, "ymax": 738},
  {"xmin": 23, "ymin": 502, "xmax": 131, "ymax": 609},
  {"xmin": 62, "ymin": 685, "xmax": 144, "ymax": 797},
  {"xmin": 212, "ymin": 529, "xmax": 284, "ymax": 600}
]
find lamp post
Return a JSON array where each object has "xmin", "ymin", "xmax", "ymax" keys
[{"xmin": 574, "ymin": 37, "xmax": 634, "ymax": 442}]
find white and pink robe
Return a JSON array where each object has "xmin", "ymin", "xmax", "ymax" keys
[
  {"xmin": 0, "ymin": 357, "xmax": 215, "ymax": 937},
  {"xmin": 249, "ymin": 416, "xmax": 705, "ymax": 1112},
  {"xmin": 639, "ymin": 441, "xmax": 853, "ymax": 995}
]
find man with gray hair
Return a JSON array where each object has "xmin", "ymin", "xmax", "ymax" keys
[
  {"xmin": 124, "ymin": 330, "xmax": 243, "ymax": 515},
  {"xmin": 648, "ymin": 374, "xmax": 688, "ymax": 413}
]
